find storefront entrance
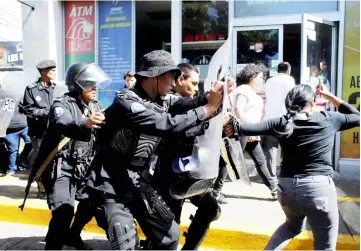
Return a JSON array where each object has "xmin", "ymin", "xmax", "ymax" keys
[
  {"xmin": 232, "ymin": 14, "xmax": 337, "ymax": 91},
  {"xmin": 232, "ymin": 15, "xmax": 338, "ymax": 169}
]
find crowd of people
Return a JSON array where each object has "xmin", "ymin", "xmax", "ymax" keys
[{"xmin": 1, "ymin": 48, "xmax": 359, "ymax": 251}]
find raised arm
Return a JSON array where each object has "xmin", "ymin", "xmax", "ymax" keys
[{"xmin": 317, "ymin": 83, "xmax": 360, "ymax": 131}]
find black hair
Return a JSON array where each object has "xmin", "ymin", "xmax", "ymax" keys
[
  {"xmin": 124, "ymin": 71, "xmax": 135, "ymax": 80},
  {"xmin": 177, "ymin": 63, "xmax": 199, "ymax": 80},
  {"xmin": 236, "ymin": 64, "xmax": 265, "ymax": 86},
  {"xmin": 274, "ymin": 84, "xmax": 316, "ymax": 137},
  {"xmin": 278, "ymin": 62, "xmax": 291, "ymax": 73}
]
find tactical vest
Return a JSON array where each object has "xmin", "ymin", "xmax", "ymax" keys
[{"xmin": 109, "ymin": 91, "xmax": 167, "ymax": 169}]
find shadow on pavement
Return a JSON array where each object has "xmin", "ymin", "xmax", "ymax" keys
[
  {"xmin": 0, "ymin": 185, "xmax": 41, "ymax": 200},
  {"xmin": 0, "ymin": 236, "xmax": 111, "ymax": 250}
]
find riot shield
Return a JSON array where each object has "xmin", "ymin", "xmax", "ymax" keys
[
  {"xmin": 169, "ymin": 30, "xmax": 233, "ymax": 200},
  {"xmin": 0, "ymin": 67, "xmax": 25, "ymax": 138}
]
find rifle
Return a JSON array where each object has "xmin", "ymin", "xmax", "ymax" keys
[{"xmin": 19, "ymin": 137, "xmax": 70, "ymax": 211}]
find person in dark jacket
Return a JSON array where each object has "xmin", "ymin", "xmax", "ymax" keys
[
  {"xmin": 224, "ymin": 84, "xmax": 360, "ymax": 250},
  {"xmin": 124, "ymin": 71, "xmax": 136, "ymax": 88},
  {"xmin": 19, "ymin": 59, "xmax": 57, "ymax": 197},
  {"xmin": 4, "ymin": 98, "xmax": 32, "ymax": 175},
  {"xmin": 151, "ymin": 63, "xmax": 222, "ymax": 250},
  {"xmin": 87, "ymin": 50, "xmax": 224, "ymax": 250},
  {"xmin": 31, "ymin": 63, "xmax": 107, "ymax": 250}
]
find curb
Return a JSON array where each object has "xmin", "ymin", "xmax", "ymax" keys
[{"xmin": 0, "ymin": 204, "xmax": 359, "ymax": 250}]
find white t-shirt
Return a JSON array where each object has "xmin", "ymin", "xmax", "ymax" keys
[
  {"xmin": 231, "ymin": 84, "xmax": 264, "ymax": 140},
  {"xmin": 263, "ymin": 73, "xmax": 295, "ymax": 121}
]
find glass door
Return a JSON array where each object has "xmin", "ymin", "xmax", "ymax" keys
[
  {"xmin": 301, "ymin": 14, "xmax": 336, "ymax": 94},
  {"xmin": 301, "ymin": 14, "xmax": 337, "ymax": 169},
  {"xmin": 232, "ymin": 25, "xmax": 283, "ymax": 94}
]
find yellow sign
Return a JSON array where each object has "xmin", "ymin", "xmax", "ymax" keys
[{"xmin": 340, "ymin": 1, "xmax": 360, "ymax": 159}]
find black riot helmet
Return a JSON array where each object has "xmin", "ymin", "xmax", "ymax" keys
[{"xmin": 65, "ymin": 63, "xmax": 111, "ymax": 93}]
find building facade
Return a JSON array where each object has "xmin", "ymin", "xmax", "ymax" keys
[{"xmin": 19, "ymin": 0, "xmax": 359, "ymax": 178}]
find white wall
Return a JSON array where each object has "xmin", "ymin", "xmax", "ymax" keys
[
  {"xmin": 0, "ymin": 0, "xmax": 22, "ymax": 41},
  {"xmin": 21, "ymin": 0, "xmax": 64, "ymax": 85}
]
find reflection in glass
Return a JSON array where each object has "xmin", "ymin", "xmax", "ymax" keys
[
  {"xmin": 180, "ymin": 1, "xmax": 228, "ymax": 80},
  {"xmin": 236, "ymin": 29, "xmax": 279, "ymax": 80},
  {"xmin": 306, "ymin": 21, "xmax": 333, "ymax": 111}
]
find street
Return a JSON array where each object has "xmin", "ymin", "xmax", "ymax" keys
[{"xmin": 0, "ymin": 167, "xmax": 359, "ymax": 250}]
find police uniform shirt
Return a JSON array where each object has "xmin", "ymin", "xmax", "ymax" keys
[
  {"xmin": 32, "ymin": 93, "xmax": 103, "ymax": 179},
  {"xmin": 21, "ymin": 79, "xmax": 56, "ymax": 138}
]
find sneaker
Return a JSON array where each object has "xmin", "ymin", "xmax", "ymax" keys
[
  {"xmin": 64, "ymin": 235, "xmax": 92, "ymax": 250},
  {"xmin": 270, "ymin": 187, "xmax": 278, "ymax": 200}
]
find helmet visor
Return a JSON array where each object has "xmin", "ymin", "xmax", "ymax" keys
[{"xmin": 74, "ymin": 64, "xmax": 111, "ymax": 91}]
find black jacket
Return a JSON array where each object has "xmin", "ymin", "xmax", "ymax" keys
[
  {"xmin": 32, "ymin": 93, "xmax": 103, "ymax": 181},
  {"xmin": 20, "ymin": 79, "xmax": 56, "ymax": 138}
]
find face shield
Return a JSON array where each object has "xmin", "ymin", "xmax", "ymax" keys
[{"xmin": 74, "ymin": 64, "xmax": 111, "ymax": 91}]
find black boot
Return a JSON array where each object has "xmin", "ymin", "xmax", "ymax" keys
[{"xmin": 65, "ymin": 200, "xmax": 94, "ymax": 250}]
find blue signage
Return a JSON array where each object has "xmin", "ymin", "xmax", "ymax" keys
[
  {"xmin": 235, "ymin": 0, "xmax": 338, "ymax": 18},
  {"xmin": 98, "ymin": 1, "xmax": 132, "ymax": 108}
]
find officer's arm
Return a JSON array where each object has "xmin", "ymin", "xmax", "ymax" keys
[
  {"xmin": 167, "ymin": 93, "xmax": 208, "ymax": 116},
  {"xmin": 110, "ymin": 97, "xmax": 207, "ymax": 136},
  {"xmin": 49, "ymin": 102, "xmax": 92, "ymax": 141},
  {"xmin": 20, "ymin": 87, "xmax": 49, "ymax": 117}
]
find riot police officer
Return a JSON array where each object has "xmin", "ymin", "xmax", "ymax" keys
[
  {"xmin": 31, "ymin": 63, "xmax": 108, "ymax": 250},
  {"xmin": 151, "ymin": 63, "xmax": 223, "ymax": 250},
  {"xmin": 87, "ymin": 50, "xmax": 224, "ymax": 250},
  {"xmin": 20, "ymin": 60, "xmax": 57, "ymax": 197}
]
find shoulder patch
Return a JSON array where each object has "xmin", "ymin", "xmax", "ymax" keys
[
  {"xmin": 54, "ymin": 107, "xmax": 64, "ymax": 117},
  {"xmin": 131, "ymin": 102, "xmax": 146, "ymax": 113}
]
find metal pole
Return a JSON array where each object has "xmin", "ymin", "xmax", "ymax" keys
[{"xmin": 17, "ymin": 0, "xmax": 35, "ymax": 11}]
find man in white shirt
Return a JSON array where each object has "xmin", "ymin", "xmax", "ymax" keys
[{"xmin": 262, "ymin": 62, "xmax": 295, "ymax": 179}]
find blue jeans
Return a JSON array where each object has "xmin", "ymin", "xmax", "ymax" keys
[
  {"xmin": 4, "ymin": 127, "xmax": 31, "ymax": 172},
  {"xmin": 265, "ymin": 175, "xmax": 339, "ymax": 250}
]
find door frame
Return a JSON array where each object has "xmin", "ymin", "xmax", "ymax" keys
[
  {"xmin": 232, "ymin": 25, "xmax": 284, "ymax": 76},
  {"xmin": 300, "ymin": 14, "xmax": 336, "ymax": 86}
]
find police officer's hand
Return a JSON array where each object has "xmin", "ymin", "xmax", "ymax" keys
[
  {"xmin": 223, "ymin": 112, "xmax": 237, "ymax": 137},
  {"xmin": 204, "ymin": 81, "xmax": 224, "ymax": 117},
  {"xmin": 85, "ymin": 111, "xmax": 105, "ymax": 129}
]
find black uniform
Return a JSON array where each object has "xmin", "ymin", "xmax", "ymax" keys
[
  {"xmin": 87, "ymin": 85, "xmax": 209, "ymax": 250},
  {"xmin": 152, "ymin": 92, "xmax": 223, "ymax": 250},
  {"xmin": 20, "ymin": 79, "xmax": 55, "ymax": 138},
  {"xmin": 32, "ymin": 92, "xmax": 103, "ymax": 250}
]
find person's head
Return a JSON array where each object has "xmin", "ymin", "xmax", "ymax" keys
[
  {"xmin": 135, "ymin": 50, "xmax": 182, "ymax": 99},
  {"xmin": 124, "ymin": 71, "xmax": 136, "ymax": 88},
  {"xmin": 310, "ymin": 64, "xmax": 320, "ymax": 77},
  {"xmin": 275, "ymin": 84, "xmax": 316, "ymax": 137},
  {"xmin": 36, "ymin": 60, "xmax": 57, "ymax": 81},
  {"xmin": 65, "ymin": 63, "xmax": 110, "ymax": 104},
  {"xmin": 174, "ymin": 63, "xmax": 200, "ymax": 97},
  {"xmin": 278, "ymin": 62, "xmax": 291, "ymax": 75},
  {"xmin": 236, "ymin": 64, "xmax": 265, "ymax": 89}
]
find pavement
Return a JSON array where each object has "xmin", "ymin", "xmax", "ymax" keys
[{"xmin": 0, "ymin": 168, "xmax": 359, "ymax": 250}]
